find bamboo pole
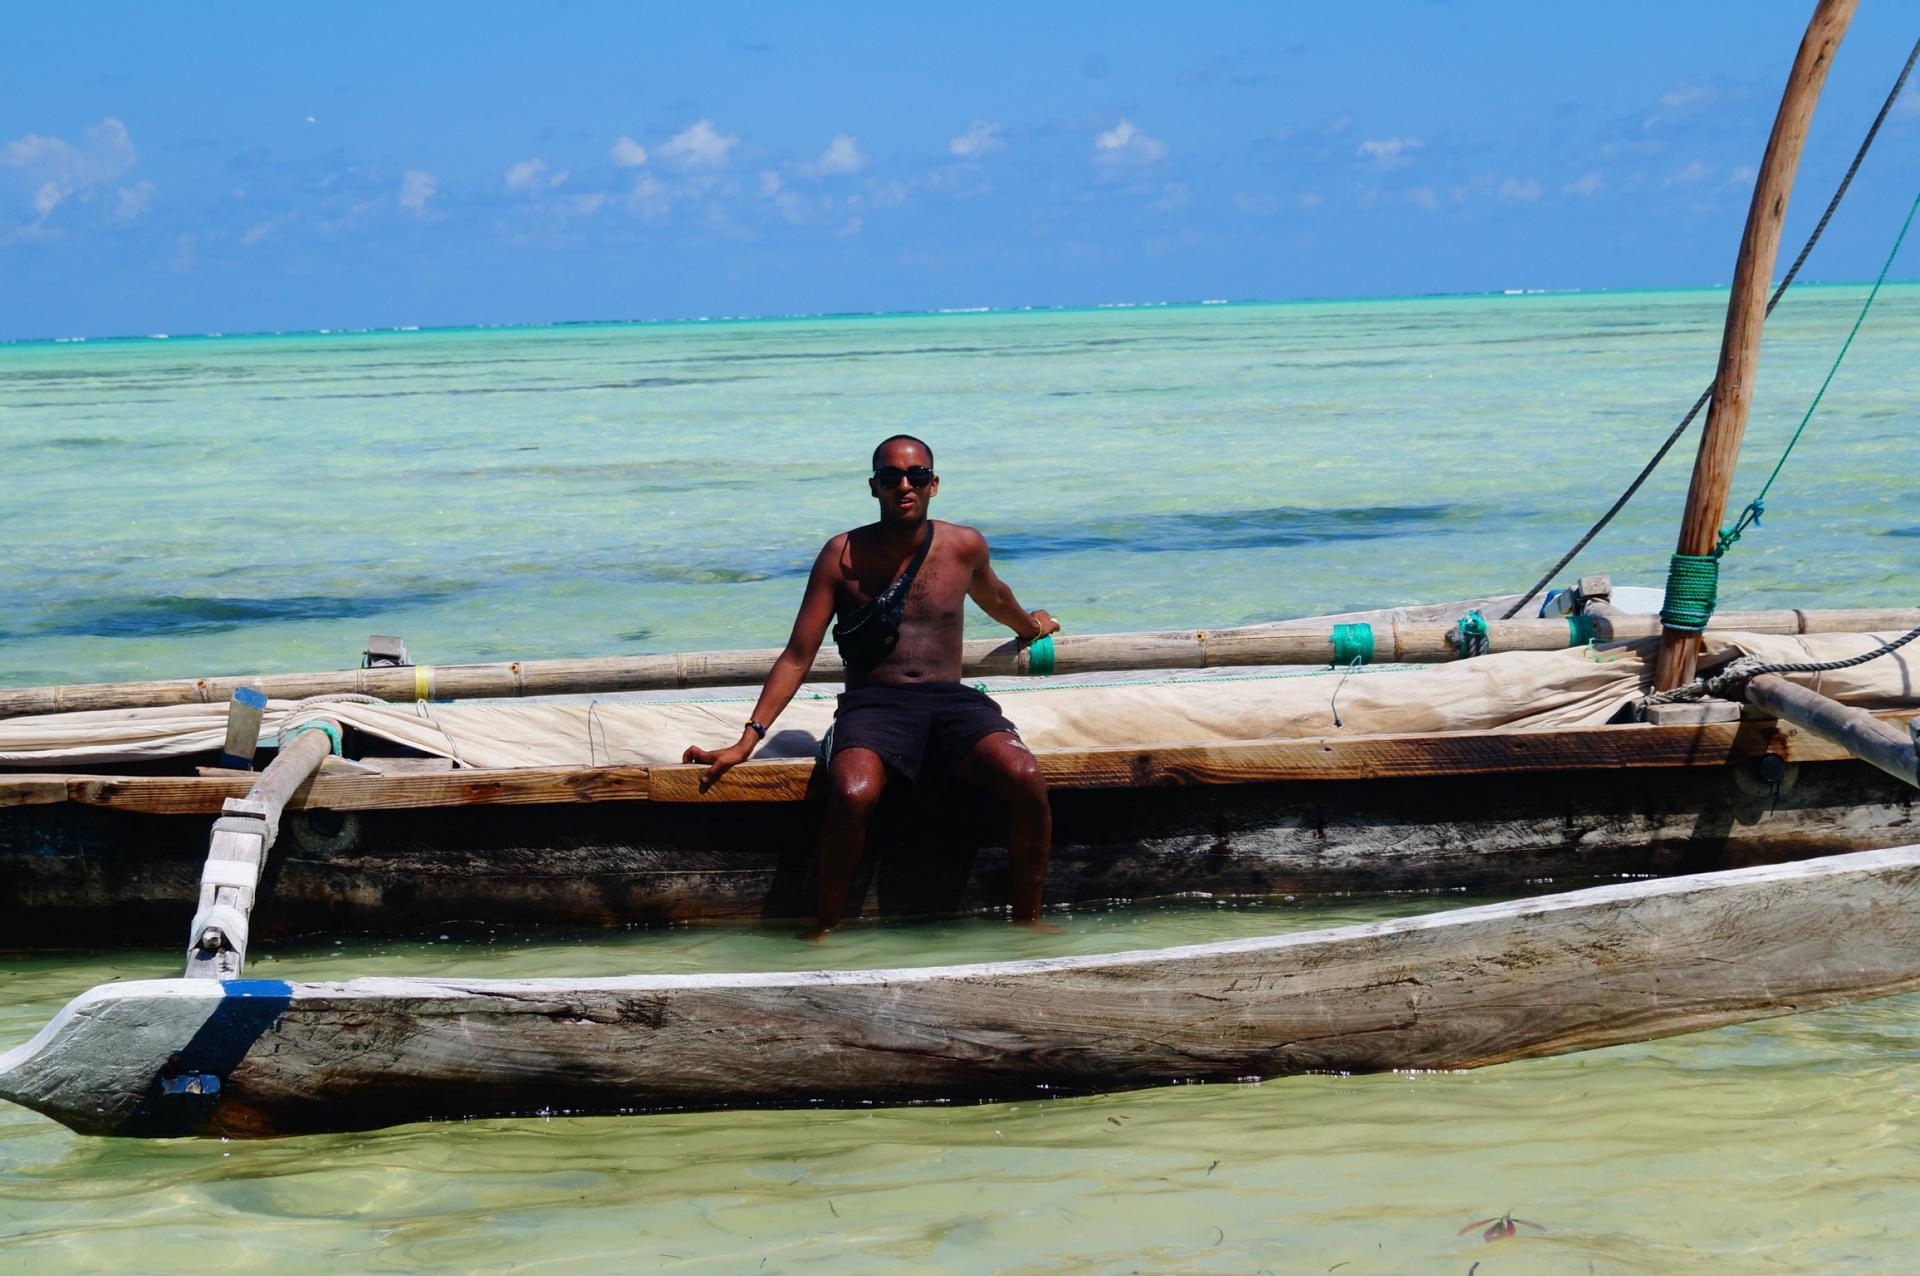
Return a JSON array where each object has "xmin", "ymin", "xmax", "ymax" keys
[
  {"xmin": 4, "ymin": 608, "xmax": 1920, "ymax": 719},
  {"xmin": 1654, "ymin": 0, "xmax": 1858, "ymax": 691}
]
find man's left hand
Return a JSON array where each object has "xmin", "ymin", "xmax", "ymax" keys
[{"xmin": 1026, "ymin": 610, "xmax": 1060, "ymax": 642}]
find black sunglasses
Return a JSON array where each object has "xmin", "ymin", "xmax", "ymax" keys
[{"xmin": 872, "ymin": 466, "xmax": 935, "ymax": 488}]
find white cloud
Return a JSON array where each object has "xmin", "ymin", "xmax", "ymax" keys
[
  {"xmin": 505, "ymin": 158, "xmax": 567, "ymax": 193},
  {"xmin": 1665, "ymin": 159, "xmax": 1712, "ymax": 186},
  {"xmin": 1564, "ymin": 171, "xmax": 1605, "ymax": 197},
  {"xmin": 801, "ymin": 133, "xmax": 866, "ymax": 177},
  {"xmin": 2, "ymin": 116, "xmax": 139, "ymax": 221},
  {"xmin": 115, "ymin": 180, "xmax": 155, "ymax": 219},
  {"xmin": 759, "ymin": 170, "xmax": 783, "ymax": 197},
  {"xmin": 659, "ymin": 119, "xmax": 737, "ymax": 170},
  {"xmin": 611, "ymin": 135, "xmax": 649, "ymax": 167},
  {"xmin": 1496, "ymin": 177, "xmax": 1541, "ymax": 202},
  {"xmin": 1093, "ymin": 118, "xmax": 1167, "ymax": 164},
  {"xmin": 242, "ymin": 219, "xmax": 277, "ymax": 245},
  {"xmin": 1298, "ymin": 191, "xmax": 1323, "ymax": 210},
  {"xmin": 1411, "ymin": 186, "xmax": 1440, "ymax": 211},
  {"xmin": 1646, "ymin": 84, "xmax": 1712, "ymax": 128},
  {"xmin": 399, "ymin": 169, "xmax": 436, "ymax": 212},
  {"xmin": 1357, "ymin": 137, "xmax": 1420, "ymax": 168},
  {"xmin": 627, "ymin": 173, "xmax": 670, "ymax": 220},
  {"xmin": 948, "ymin": 120, "xmax": 1002, "ymax": 158}
]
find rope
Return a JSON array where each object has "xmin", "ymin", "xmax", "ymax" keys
[
  {"xmin": 1717, "ymin": 182, "xmax": 1920, "ymax": 557},
  {"xmin": 280, "ymin": 720, "xmax": 343, "ymax": 756},
  {"xmin": 1658, "ymin": 554, "xmax": 1720, "ymax": 632},
  {"xmin": 1567, "ymin": 613, "xmax": 1598, "ymax": 647},
  {"xmin": 1329, "ymin": 623, "xmax": 1374, "ymax": 667},
  {"xmin": 1025, "ymin": 633, "xmax": 1056, "ymax": 676},
  {"xmin": 1643, "ymin": 625, "xmax": 1920, "ymax": 706},
  {"xmin": 1454, "ymin": 610, "xmax": 1490, "ymax": 659},
  {"xmin": 1501, "ymin": 35, "xmax": 1920, "ymax": 621}
]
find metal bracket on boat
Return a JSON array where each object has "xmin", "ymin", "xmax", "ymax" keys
[
  {"xmin": 185, "ymin": 803, "xmax": 272, "ymax": 979},
  {"xmin": 362, "ymin": 634, "xmax": 411, "ymax": 669}
]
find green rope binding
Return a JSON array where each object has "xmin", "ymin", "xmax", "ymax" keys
[
  {"xmin": 1329, "ymin": 623, "xmax": 1374, "ymax": 667},
  {"xmin": 1025, "ymin": 633, "xmax": 1055, "ymax": 676},
  {"xmin": 1455, "ymin": 610, "xmax": 1490, "ymax": 658},
  {"xmin": 1660, "ymin": 553, "xmax": 1719, "ymax": 632},
  {"xmin": 1567, "ymin": 613, "xmax": 1597, "ymax": 647},
  {"xmin": 281, "ymin": 720, "xmax": 343, "ymax": 756}
]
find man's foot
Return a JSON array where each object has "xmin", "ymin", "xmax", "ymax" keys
[
  {"xmin": 1014, "ymin": 918, "xmax": 1065, "ymax": 936},
  {"xmin": 797, "ymin": 925, "xmax": 836, "ymax": 944}
]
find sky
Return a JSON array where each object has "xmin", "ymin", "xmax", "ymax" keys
[{"xmin": 3, "ymin": 3, "xmax": 1918, "ymax": 340}]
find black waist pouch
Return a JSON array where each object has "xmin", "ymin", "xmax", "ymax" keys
[{"xmin": 833, "ymin": 525, "xmax": 934, "ymax": 671}]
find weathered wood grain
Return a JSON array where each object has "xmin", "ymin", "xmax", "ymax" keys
[
  {"xmin": 1746, "ymin": 674, "xmax": 1918, "ymax": 789},
  {"xmin": 3, "ymin": 752, "xmax": 1912, "ymax": 946},
  {"xmin": 8, "ymin": 711, "xmax": 1914, "ymax": 814},
  {"xmin": 5, "ymin": 844, "xmax": 1918, "ymax": 1137},
  {"xmin": 1654, "ymin": 0, "xmax": 1857, "ymax": 689}
]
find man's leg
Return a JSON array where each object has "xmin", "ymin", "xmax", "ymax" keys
[
  {"xmin": 805, "ymin": 746, "xmax": 889, "ymax": 941},
  {"xmin": 955, "ymin": 732, "xmax": 1052, "ymax": 923}
]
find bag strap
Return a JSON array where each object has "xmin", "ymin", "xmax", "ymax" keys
[{"xmin": 894, "ymin": 521, "xmax": 935, "ymax": 599}]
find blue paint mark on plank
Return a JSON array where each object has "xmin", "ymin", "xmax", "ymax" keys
[
  {"xmin": 119, "ymin": 979, "xmax": 295, "ymax": 1137},
  {"xmin": 231, "ymin": 687, "xmax": 268, "ymax": 710}
]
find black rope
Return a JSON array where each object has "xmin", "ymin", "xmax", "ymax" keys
[
  {"xmin": 1644, "ymin": 624, "xmax": 1920, "ymax": 706},
  {"xmin": 1502, "ymin": 35, "xmax": 1920, "ymax": 621}
]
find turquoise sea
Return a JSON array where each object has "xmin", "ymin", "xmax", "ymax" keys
[{"xmin": 3, "ymin": 287, "xmax": 1920, "ymax": 1272}]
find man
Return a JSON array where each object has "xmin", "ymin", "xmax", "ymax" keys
[{"xmin": 683, "ymin": 434, "xmax": 1061, "ymax": 940}]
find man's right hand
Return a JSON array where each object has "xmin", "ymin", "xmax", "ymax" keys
[{"xmin": 682, "ymin": 739, "xmax": 755, "ymax": 790}]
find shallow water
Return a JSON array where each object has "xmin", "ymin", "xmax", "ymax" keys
[{"xmin": 4, "ymin": 290, "xmax": 1920, "ymax": 1272}]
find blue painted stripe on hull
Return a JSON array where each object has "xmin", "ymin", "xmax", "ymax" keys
[{"xmin": 117, "ymin": 979, "xmax": 294, "ymax": 1137}]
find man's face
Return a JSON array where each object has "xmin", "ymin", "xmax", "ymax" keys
[{"xmin": 869, "ymin": 441, "xmax": 938, "ymax": 524}]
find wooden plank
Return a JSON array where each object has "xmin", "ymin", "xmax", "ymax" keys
[
  {"xmin": 0, "ymin": 775, "xmax": 69, "ymax": 808},
  {"xmin": 63, "ymin": 766, "xmax": 655, "ymax": 814},
  {"xmin": 217, "ymin": 687, "xmax": 267, "ymax": 771},
  {"xmin": 1654, "ymin": 0, "xmax": 1858, "ymax": 689},
  {"xmin": 1745, "ymin": 674, "xmax": 1918, "ymax": 790},
  {"xmin": 33, "ymin": 710, "xmax": 1920, "ymax": 814},
  {"xmin": 7, "ymin": 844, "xmax": 1920, "ymax": 1137}
]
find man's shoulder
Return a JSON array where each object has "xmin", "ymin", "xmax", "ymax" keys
[{"xmin": 932, "ymin": 520, "xmax": 988, "ymax": 554}]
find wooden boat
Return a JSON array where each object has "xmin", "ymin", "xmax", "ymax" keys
[
  {"xmin": 6, "ymin": 0, "xmax": 1915, "ymax": 1137},
  {"xmin": 5, "ymin": 845, "xmax": 1918, "ymax": 1138},
  {"xmin": 4, "ymin": 597, "xmax": 1918, "ymax": 947}
]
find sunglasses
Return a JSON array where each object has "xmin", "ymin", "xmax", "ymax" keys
[{"xmin": 872, "ymin": 466, "xmax": 935, "ymax": 488}]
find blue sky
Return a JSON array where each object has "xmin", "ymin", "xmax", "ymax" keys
[{"xmin": 4, "ymin": 3, "xmax": 1918, "ymax": 339}]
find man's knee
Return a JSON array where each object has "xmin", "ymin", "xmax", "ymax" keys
[
  {"xmin": 827, "ymin": 758, "xmax": 886, "ymax": 819},
  {"xmin": 984, "ymin": 737, "xmax": 1047, "ymax": 807}
]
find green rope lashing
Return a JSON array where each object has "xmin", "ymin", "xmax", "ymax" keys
[
  {"xmin": 1567, "ymin": 613, "xmax": 1597, "ymax": 647},
  {"xmin": 1660, "ymin": 553, "xmax": 1720, "ymax": 632},
  {"xmin": 1455, "ymin": 610, "xmax": 1490, "ymax": 659},
  {"xmin": 1329, "ymin": 623, "xmax": 1374, "ymax": 667},
  {"xmin": 1025, "ymin": 633, "xmax": 1055, "ymax": 676},
  {"xmin": 281, "ymin": 720, "xmax": 343, "ymax": 756}
]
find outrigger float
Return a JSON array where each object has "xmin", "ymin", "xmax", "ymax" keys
[{"xmin": 6, "ymin": 0, "xmax": 1920, "ymax": 1136}]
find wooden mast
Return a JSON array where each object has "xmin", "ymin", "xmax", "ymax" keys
[{"xmin": 1653, "ymin": 0, "xmax": 1858, "ymax": 691}]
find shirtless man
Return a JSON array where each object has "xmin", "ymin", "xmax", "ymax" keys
[{"xmin": 682, "ymin": 435, "xmax": 1060, "ymax": 940}]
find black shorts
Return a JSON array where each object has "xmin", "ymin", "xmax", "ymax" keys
[{"xmin": 829, "ymin": 681, "xmax": 1020, "ymax": 782}]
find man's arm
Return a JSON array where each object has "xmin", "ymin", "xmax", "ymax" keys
[
  {"xmin": 681, "ymin": 538, "xmax": 841, "ymax": 787},
  {"xmin": 964, "ymin": 527, "xmax": 1060, "ymax": 643}
]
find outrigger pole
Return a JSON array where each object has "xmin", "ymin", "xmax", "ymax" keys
[{"xmin": 1654, "ymin": 0, "xmax": 1858, "ymax": 691}]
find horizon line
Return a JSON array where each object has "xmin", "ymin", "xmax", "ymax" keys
[{"xmin": 5, "ymin": 275, "xmax": 1914, "ymax": 349}]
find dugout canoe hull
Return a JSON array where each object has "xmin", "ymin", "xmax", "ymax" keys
[
  {"xmin": 7, "ymin": 844, "xmax": 1920, "ymax": 1138},
  {"xmin": 3, "ymin": 715, "xmax": 1916, "ymax": 946}
]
